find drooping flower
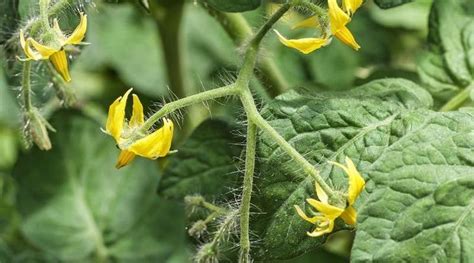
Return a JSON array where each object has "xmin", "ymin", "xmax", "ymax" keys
[
  {"xmin": 294, "ymin": 157, "xmax": 365, "ymax": 237},
  {"xmin": 274, "ymin": 0, "xmax": 362, "ymax": 54},
  {"xmin": 19, "ymin": 12, "xmax": 88, "ymax": 82},
  {"xmin": 328, "ymin": 0, "xmax": 360, "ymax": 50},
  {"xmin": 105, "ymin": 88, "xmax": 174, "ymax": 169}
]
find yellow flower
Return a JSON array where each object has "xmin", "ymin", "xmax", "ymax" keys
[
  {"xmin": 342, "ymin": 0, "xmax": 363, "ymax": 15},
  {"xmin": 105, "ymin": 89, "xmax": 174, "ymax": 169},
  {"xmin": 294, "ymin": 157, "xmax": 365, "ymax": 237},
  {"xmin": 274, "ymin": 29, "xmax": 331, "ymax": 55},
  {"xmin": 19, "ymin": 12, "xmax": 88, "ymax": 82},
  {"xmin": 274, "ymin": 0, "xmax": 361, "ymax": 53},
  {"xmin": 328, "ymin": 0, "xmax": 360, "ymax": 50}
]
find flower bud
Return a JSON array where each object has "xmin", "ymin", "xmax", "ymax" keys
[{"xmin": 25, "ymin": 108, "xmax": 55, "ymax": 151}]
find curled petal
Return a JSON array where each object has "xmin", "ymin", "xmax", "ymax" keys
[
  {"xmin": 20, "ymin": 31, "xmax": 41, "ymax": 60},
  {"xmin": 294, "ymin": 205, "xmax": 326, "ymax": 224},
  {"xmin": 106, "ymin": 88, "xmax": 132, "ymax": 142},
  {"xmin": 306, "ymin": 198, "xmax": 344, "ymax": 220},
  {"xmin": 53, "ymin": 18, "xmax": 67, "ymax": 44},
  {"xmin": 49, "ymin": 50, "xmax": 71, "ymax": 82},
  {"xmin": 329, "ymin": 157, "xmax": 365, "ymax": 205},
  {"xmin": 307, "ymin": 218, "xmax": 334, "ymax": 237},
  {"xmin": 292, "ymin": 16, "xmax": 320, "ymax": 30},
  {"xmin": 340, "ymin": 205, "xmax": 357, "ymax": 225},
  {"xmin": 344, "ymin": 157, "xmax": 365, "ymax": 205},
  {"xmin": 315, "ymin": 182, "xmax": 329, "ymax": 204},
  {"xmin": 343, "ymin": 0, "xmax": 363, "ymax": 15},
  {"xmin": 130, "ymin": 94, "xmax": 145, "ymax": 127},
  {"xmin": 274, "ymin": 30, "xmax": 329, "ymax": 54},
  {"xmin": 129, "ymin": 118, "xmax": 174, "ymax": 159},
  {"xmin": 328, "ymin": 0, "xmax": 351, "ymax": 34},
  {"xmin": 115, "ymin": 150, "xmax": 136, "ymax": 169},
  {"xmin": 65, "ymin": 13, "xmax": 88, "ymax": 45},
  {"xmin": 334, "ymin": 26, "xmax": 360, "ymax": 51},
  {"xmin": 28, "ymin": 38, "xmax": 59, "ymax": 58}
]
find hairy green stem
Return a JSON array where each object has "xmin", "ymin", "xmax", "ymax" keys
[
  {"xmin": 239, "ymin": 121, "xmax": 257, "ymax": 263},
  {"xmin": 46, "ymin": 62, "xmax": 76, "ymax": 107},
  {"xmin": 296, "ymin": 0, "xmax": 328, "ymax": 18},
  {"xmin": 439, "ymin": 83, "xmax": 474, "ymax": 112},
  {"xmin": 201, "ymin": 3, "xmax": 288, "ymax": 97},
  {"xmin": 31, "ymin": 0, "xmax": 72, "ymax": 35},
  {"xmin": 22, "ymin": 61, "xmax": 32, "ymax": 111},
  {"xmin": 251, "ymin": 3, "xmax": 290, "ymax": 47},
  {"xmin": 240, "ymin": 86, "xmax": 335, "ymax": 197},
  {"xmin": 128, "ymin": 84, "xmax": 238, "ymax": 144}
]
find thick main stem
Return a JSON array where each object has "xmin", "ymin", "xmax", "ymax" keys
[
  {"xmin": 439, "ymin": 83, "xmax": 473, "ymax": 112},
  {"xmin": 239, "ymin": 121, "xmax": 257, "ymax": 263}
]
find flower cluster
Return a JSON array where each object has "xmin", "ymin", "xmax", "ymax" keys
[
  {"xmin": 294, "ymin": 157, "xmax": 365, "ymax": 237},
  {"xmin": 105, "ymin": 89, "xmax": 175, "ymax": 169},
  {"xmin": 19, "ymin": 12, "xmax": 88, "ymax": 82},
  {"xmin": 275, "ymin": 0, "xmax": 362, "ymax": 54}
]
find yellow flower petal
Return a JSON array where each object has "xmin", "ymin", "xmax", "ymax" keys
[
  {"xmin": 328, "ymin": 0, "xmax": 351, "ymax": 34},
  {"xmin": 315, "ymin": 182, "xmax": 328, "ymax": 204},
  {"xmin": 274, "ymin": 30, "xmax": 329, "ymax": 54},
  {"xmin": 294, "ymin": 205, "xmax": 326, "ymax": 224},
  {"xmin": 329, "ymin": 157, "xmax": 365, "ymax": 205},
  {"xmin": 115, "ymin": 150, "xmax": 136, "ymax": 169},
  {"xmin": 340, "ymin": 205, "xmax": 357, "ymax": 225},
  {"xmin": 49, "ymin": 50, "xmax": 71, "ymax": 82},
  {"xmin": 334, "ymin": 26, "xmax": 360, "ymax": 51},
  {"xmin": 65, "ymin": 13, "xmax": 87, "ymax": 45},
  {"xmin": 344, "ymin": 157, "xmax": 365, "ymax": 205},
  {"xmin": 28, "ymin": 38, "xmax": 59, "ymax": 58},
  {"xmin": 343, "ymin": 0, "xmax": 363, "ymax": 15},
  {"xmin": 20, "ymin": 31, "xmax": 41, "ymax": 60},
  {"xmin": 53, "ymin": 18, "xmax": 67, "ymax": 44},
  {"xmin": 106, "ymin": 88, "xmax": 132, "ymax": 142},
  {"xmin": 307, "ymin": 218, "xmax": 334, "ymax": 237},
  {"xmin": 129, "ymin": 118, "xmax": 174, "ymax": 159},
  {"xmin": 306, "ymin": 198, "xmax": 344, "ymax": 220},
  {"xmin": 130, "ymin": 94, "xmax": 144, "ymax": 127},
  {"xmin": 292, "ymin": 16, "xmax": 320, "ymax": 30}
]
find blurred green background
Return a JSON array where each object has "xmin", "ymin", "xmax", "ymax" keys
[{"xmin": 0, "ymin": 0, "xmax": 434, "ymax": 261}]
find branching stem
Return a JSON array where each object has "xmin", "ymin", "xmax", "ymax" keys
[{"xmin": 125, "ymin": 2, "xmax": 337, "ymax": 260}]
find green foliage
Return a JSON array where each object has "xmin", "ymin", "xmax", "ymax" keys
[
  {"xmin": 12, "ymin": 112, "xmax": 187, "ymax": 262},
  {"xmin": 351, "ymin": 114, "xmax": 474, "ymax": 261},
  {"xmin": 159, "ymin": 119, "xmax": 243, "ymax": 200},
  {"xmin": 374, "ymin": 0, "xmax": 413, "ymax": 9},
  {"xmin": 0, "ymin": 0, "xmax": 18, "ymax": 43},
  {"xmin": 418, "ymin": 0, "xmax": 474, "ymax": 103},
  {"xmin": 251, "ymin": 79, "xmax": 438, "ymax": 260},
  {"xmin": 74, "ymin": 4, "xmax": 168, "ymax": 98},
  {"xmin": 204, "ymin": 0, "xmax": 261, "ymax": 13}
]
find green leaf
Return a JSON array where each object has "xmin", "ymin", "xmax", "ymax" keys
[
  {"xmin": 251, "ymin": 79, "xmax": 442, "ymax": 260},
  {"xmin": 13, "ymin": 112, "xmax": 187, "ymax": 261},
  {"xmin": 352, "ymin": 172, "xmax": 474, "ymax": 259},
  {"xmin": 0, "ymin": 50, "xmax": 20, "ymax": 127},
  {"xmin": 369, "ymin": 0, "xmax": 433, "ymax": 31},
  {"xmin": 418, "ymin": 0, "xmax": 474, "ymax": 104},
  {"xmin": 0, "ymin": 0, "xmax": 18, "ymax": 43},
  {"xmin": 374, "ymin": 0, "xmax": 413, "ymax": 9},
  {"xmin": 159, "ymin": 119, "xmax": 242, "ymax": 200},
  {"xmin": 204, "ymin": 0, "xmax": 261, "ymax": 13}
]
